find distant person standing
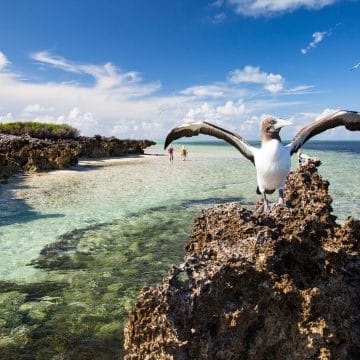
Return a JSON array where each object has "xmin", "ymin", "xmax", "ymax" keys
[
  {"xmin": 168, "ymin": 144, "xmax": 174, "ymax": 162},
  {"xmin": 180, "ymin": 146, "xmax": 187, "ymax": 161}
]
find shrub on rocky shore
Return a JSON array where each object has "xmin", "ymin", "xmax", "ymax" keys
[{"xmin": 0, "ymin": 122, "xmax": 79, "ymax": 140}]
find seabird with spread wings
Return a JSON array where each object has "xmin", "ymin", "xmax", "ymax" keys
[{"xmin": 164, "ymin": 110, "xmax": 360, "ymax": 211}]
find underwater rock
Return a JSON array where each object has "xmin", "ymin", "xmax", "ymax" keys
[
  {"xmin": 0, "ymin": 134, "xmax": 155, "ymax": 180},
  {"xmin": 18, "ymin": 300, "xmax": 55, "ymax": 322},
  {"xmin": 124, "ymin": 159, "xmax": 360, "ymax": 359}
]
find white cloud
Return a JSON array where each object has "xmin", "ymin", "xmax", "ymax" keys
[
  {"xmin": 32, "ymin": 50, "xmax": 160, "ymax": 95},
  {"xmin": 65, "ymin": 108, "xmax": 99, "ymax": 135},
  {"xmin": 183, "ymin": 103, "xmax": 221, "ymax": 123},
  {"xmin": 0, "ymin": 112, "xmax": 13, "ymax": 122},
  {"xmin": 287, "ymin": 85, "xmax": 315, "ymax": 93},
  {"xmin": 228, "ymin": 66, "xmax": 284, "ymax": 93},
  {"xmin": 0, "ymin": 51, "xmax": 10, "ymax": 71},
  {"xmin": 181, "ymin": 85, "xmax": 225, "ymax": 98},
  {"xmin": 32, "ymin": 51, "xmax": 81, "ymax": 73},
  {"xmin": 208, "ymin": 12, "xmax": 227, "ymax": 24},
  {"xmin": 315, "ymin": 107, "xmax": 339, "ymax": 120},
  {"xmin": 183, "ymin": 100, "xmax": 245, "ymax": 124},
  {"xmin": 211, "ymin": 0, "xmax": 225, "ymax": 7},
  {"xmin": 0, "ymin": 50, "xmax": 308, "ymax": 139},
  {"xmin": 1, "ymin": 50, "xmax": 356, "ymax": 140},
  {"xmin": 217, "ymin": 100, "xmax": 245, "ymax": 116},
  {"xmin": 301, "ymin": 31, "xmax": 329, "ymax": 54},
  {"xmin": 0, "ymin": 52, "xmax": 167, "ymax": 136},
  {"xmin": 227, "ymin": 0, "xmax": 336, "ymax": 17},
  {"xmin": 22, "ymin": 103, "xmax": 55, "ymax": 115}
]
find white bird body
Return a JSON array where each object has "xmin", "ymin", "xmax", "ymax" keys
[{"xmin": 254, "ymin": 140, "xmax": 291, "ymax": 194}]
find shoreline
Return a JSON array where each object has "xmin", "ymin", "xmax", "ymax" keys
[{"xmin": 13, "ymin": 153, "xmax": 160, "ymax": 178}]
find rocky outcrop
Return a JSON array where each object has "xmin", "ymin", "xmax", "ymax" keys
[
  {"xmin": 76, "ymin": 135, "xmax": 155, "ymax": 158},
  {"xmin": 0, "ymin": 134, "xmax": 155, "ymax": 181},
  {"xmin": 0, "ymin": 135, "xmax": 80, "ymax": 175},
  {"xmin": 124, "ymin": 160, "xmax": 360, "ymax": 359}
]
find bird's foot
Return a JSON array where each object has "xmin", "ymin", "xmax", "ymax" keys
[
  {"xmin": 256, "ymin": 201, "xmax": 273, "ymax": 213},
  {"xmin": 257, "ymin": 200, "xmax": 289, "ymax": 213}
]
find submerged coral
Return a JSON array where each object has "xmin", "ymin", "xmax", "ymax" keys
[{"xmin": 124, "ymin": 159, "xmax": 360, "ymax": 359}]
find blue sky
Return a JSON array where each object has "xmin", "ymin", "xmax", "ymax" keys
[{"xmin": 0, "ymin": 0, "xmax": 359, "ymax": 140}]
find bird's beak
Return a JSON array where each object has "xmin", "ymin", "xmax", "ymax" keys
[{"xmin": 273, "ymin": 118, "xmax": 292, "ymax": 130}]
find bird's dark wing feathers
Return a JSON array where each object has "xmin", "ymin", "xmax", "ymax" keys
[
  {"xmin": 164, "ymin": 121, "xmax": 255, "ymax": 164},
  {"xmin": 289, "ymin": 110, "xmax": 360, "ymax": 155}
]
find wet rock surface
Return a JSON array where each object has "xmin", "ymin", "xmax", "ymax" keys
[
  {"xmin": 124, "ymin": 159, "xmax": 360, "ymax": 359},
  {"xmin": 0, "ymin": 134, "xmax": 155, "ymax": 180}
]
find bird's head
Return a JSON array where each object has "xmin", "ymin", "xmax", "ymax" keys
[{"xmin": 261, "ymin": 117, "xmax": 292, "ymax": 141}]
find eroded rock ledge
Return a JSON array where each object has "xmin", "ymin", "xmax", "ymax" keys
[
  {"xmin": 124, "ymin": 160, "xmax": 360, "ymax": 359},
  {"xmin": 0, "ymin": 134, "xmax": 155, "ymax": 180}
]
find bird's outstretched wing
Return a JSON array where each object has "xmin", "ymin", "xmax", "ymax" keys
[
  {"xmin": 164, "ymin": 121, "xmax": 256, "ymax": 164},
  {"xmin": 288, "ymin": 110, "xmax": 360, "ymax": 155}
]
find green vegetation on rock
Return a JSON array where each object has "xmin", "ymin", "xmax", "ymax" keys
[{"xmin": 0, "ymin": 122, "xmax": 79, "ymax": 139}]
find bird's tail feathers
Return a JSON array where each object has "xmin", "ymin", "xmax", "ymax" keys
[{"xmin": 256, "ymin": 187, "xmax": 276, "ymax": 195}]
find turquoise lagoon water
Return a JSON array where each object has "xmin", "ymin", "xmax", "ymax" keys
[{"xmin": 0, "ymin": 141, "xmax": 359, "ymax": 358}]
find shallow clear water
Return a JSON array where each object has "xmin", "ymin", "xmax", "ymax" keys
[{"xmin": 0, "ymin": 141, "xmax": 359, "ymax": 358}]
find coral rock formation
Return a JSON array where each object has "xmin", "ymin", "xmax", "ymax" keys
[
  {"xmin": 124, "ymin": 159, "xmax": 360, "ymax": 359},
  {"xmin": 0, "ymin": 134, "xmax": 155, "ymax": 181},
  {"xmin": 77, "ymin": 136, "xmax": 155, "ymax": 158}
]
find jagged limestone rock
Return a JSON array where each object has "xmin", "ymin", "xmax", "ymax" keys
[
  {"xmin": 0, "ymin": 134, "xmax": 155, "ymax": 180},
  {"xmin": 124, "ymin": 160, "xmax": 360, "ymax": 359}
]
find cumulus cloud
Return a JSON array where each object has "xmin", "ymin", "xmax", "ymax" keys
[
  {"xmin": 227, "ymin": 0, "xmax": 336, "ymax": 17},
  {"xmin": 301, "ymin": 31, "xmax": 329, "ymax": 54},
  {"xmin": 0, "ymin": 51, "xmax": 168, "ymax": 137},
  {"xmin": 228, "ymin": 66, "xmax": 284, "ymax": 93},
  {"xmin": 2, "ymin": 50, "xmax": 353, "ymax": 140},
  {"xmin": 0, "ymin": 51, "xmax": 10, "ymax": 71},
  {"xmin": 218, "ymin": 100, "xmax": 245, "ymax": 116},
  {"xmin": 183, "ymin": 100, "xmax": 245, "ymax": 124}
]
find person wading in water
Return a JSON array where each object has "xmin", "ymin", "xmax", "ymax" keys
[
  {"xmin": 180, "ymin": 146, "xmax": 187, "ymax": 161},
  {"xmin": 168, "ymin": 144, "xmax": 174, "ymax": 162}
]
